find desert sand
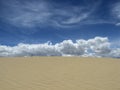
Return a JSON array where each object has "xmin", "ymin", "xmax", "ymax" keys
[{"xmin": 0, "ymin": 57, "xmax": 120, "ymax": 90}]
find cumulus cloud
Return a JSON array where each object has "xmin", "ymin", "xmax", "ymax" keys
[
  {"xmin": 87, "ymin": 37, "xmax": 111, "ymax": 57},
  {"xmin": 0, "ymin": 37, "xmax": 119, "ymax": 58},
  {"xmin": 110, "ymin": 49, "xmax": 120, "ymax": 58}
]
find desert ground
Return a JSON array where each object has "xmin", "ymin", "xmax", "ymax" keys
[{"xmin": 0, "ymin": 57, "xmax": 120, "ymax": 90}]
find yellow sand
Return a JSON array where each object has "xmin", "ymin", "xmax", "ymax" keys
[{"xmin": 0, "ymin": 57, "xmax": 120, "ymax": 90}]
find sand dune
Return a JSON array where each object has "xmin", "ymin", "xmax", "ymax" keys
[{"xmin": 0, "ymin": 57, "xmax": 120, "ymax": 90}]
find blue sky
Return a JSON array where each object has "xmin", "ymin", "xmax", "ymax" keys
[{"xmin": 0, "ymin": 0, "xmax": 120, "ymax": 57}]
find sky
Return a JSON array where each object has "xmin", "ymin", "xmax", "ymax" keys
[{"xmin": 0, "ymin": 0, "xmax": 120, "ymax": 57}]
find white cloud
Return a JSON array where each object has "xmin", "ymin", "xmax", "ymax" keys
[
  {"xmin": 58, "ymin": 40, "xmax": 85, "ymax": 55},
  {"xmin": 61, "ymin": 13, "xmax": 89, "ymax": 25},
  {"xmin": 1, "ymin": 0, "xmax": 119, "ymax": 28},
  {"xmin": 110, "ymin": 48, "xmax": 120, "ymax": 58},
  {"xmin": 0, "ymin": 37, "xmax": 119, "ymax": 58},
  {"xmin": 87, "ymin": 37, "xmax": 111, "ymax": 57},
  {"xmin": 112, "ymin": 3, "xmax": 120, "ymax": 18},
  {"xmin": 112, "ymin": 2, "xmax": 120, "ymax": 26},
  {"xmin": 116, "ymin": 23, "xmax": 120, "ymax": 26},
  {"xmin": 6, "ymin": 1, "xmax": 51, "ymax": 27},
  {"xmin": 1, "ymin": 0, "xmax": 99, "ymax": 28}
]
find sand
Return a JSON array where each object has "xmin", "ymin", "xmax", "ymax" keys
[{"xmin": 0, "ymin": 57, "xmax": 120, "ymax": 90}]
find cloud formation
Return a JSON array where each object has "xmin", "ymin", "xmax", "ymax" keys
[
  {"xmin": 1, "ymin": 0, "xmax": 120, "ymax": 28},
  {"xmin": 0, "ymin": 37, "xmax": 119, "ymax": 58},
  {"xmin": 0, "ymin": 0, "xmax": 101, "ymax": 28},
  {"xmin": 112, "ymin": 2, "xmax": 120, "ymax": 26}
]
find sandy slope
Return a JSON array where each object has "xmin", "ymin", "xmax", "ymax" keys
[{"xmin": 0, "ymin": 57, "xmax": 120, "ymax": 90}]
